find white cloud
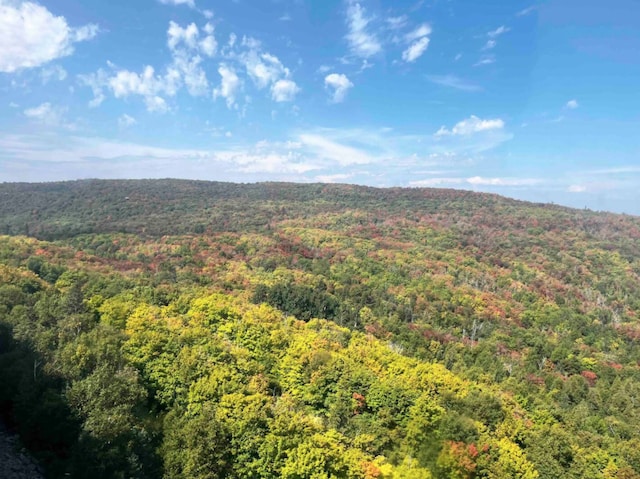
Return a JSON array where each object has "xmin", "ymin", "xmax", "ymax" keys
[
  {"xmin": 345, "ymin": 1, "xmax": 382, "ymax": 58},
  {"xmin": 271, "ymin": 79, "xmax": 300, "ymax": 102},
  {"xmin": 118, "ymin": 114, "xmax": 137, "ymax": 128},
  {"xmin": 213, "ymin": 64, "xmax": 241, "ymax": 109},
  {"xmin": 78, "ymin": 69, "xmax": 109, "ymax": 107},
  {"xmin": 315, "ymin": 173, "xmax": 353, "ymax": 183},
  {"xmin": 167, "ymin": 21, "xmax": 199, "ymax": 50},
  {"xmin": 73, "ymin": 24, "xmax": 99, "ymax": 42},
  {"xmin": 236, "ymin": 37, "xmax": 299, "ymax": 104},
  {"xmin": 144, "ymin": 95, "xmax": 169, "ymax": 113},
  {"xmin": 467, "ymin": 176, "xmax": 539, "ymax": 186},
  {"xmin": 199, "ymin": 30, "xmax": 217, "ymax": 57},
  {"xmin": 488, "ymin": 25, "xmax": 510, "ymax": 38},
  {"xmin": 0, "ymin": 1, "xmax": 98, "ymax": 73},
  {"xmin": 202, "ymin": 9, "xmax": 214, "ymax": 19},
  {"xmin": 0, "ymin": 134, "xmax": 319, "ymax": 179},
  {"xmin": 41, "ymin": 65, "xmax": 67, "ymax": 83},
  {"xmin": 483, "ymin": 39, "xmax": 497, "ymax": 50},
  {"xmin": 298, "ymin": 133, "xmax": 373, "ymax": 165},
  {"xmin": 24, "ymin": 102, "xmax": 56, "ymax": 121},
  {"xmin": 324, "ymin": 73, "xmax": 354, "ymax": 103},
  {"xmin": 586, "ymin": 166, "xmax": 640, "ymax": 175},
  {"xmin": 405, "ymin": 24, "xmax": 431, "ymax": 42},
  {"xmin": 23, "ymin": 102, "xmax": 73, "ymax": 128},
  {"xmin": 401, "ymin": 23, "xmax": 431, "ymax": 63},
  {"xmin": 566, "ymin": 99, "xmax": 579, "ymax": 109},
  {"xmin": 517, "ymin": 6, "xmax": 536, "ymax": 17},
  {"xmin": 386, "ymin": 15, "xmax": 408, "ymax": 30},
  {"xmin": 435, "ymin": 116, "xmax": 505, "ymax": 136},
  {"xmin": 159, "ymin": 0, "xmax": 195, "ymax": 7},
  {"xmin": 474, "ymin": 56, "xmax": 495, "ymax": 67},
  {"xmin": 402, "ymin": 36, "xmax": 430, "ymax": 62},
  {"xmin": 109, "ymin": 65, "xmax": 177, "ymax": 99},
  {"xmin": 242, "ymin": 45, "xmax": 289, "ymax": 89},
  {"xmin": 568, "ymin": 184, "xmax": 587, "ymax": 193},
  {"xmin": 79, "ymin": 20, "xmax": 216, "ymax": 110},
  {"xmin": 171, "ymin": 52, "xmax": 208, "ymax": 96},
  {"xmin": 410, "ymin": 176, "xmax": 539, "ymax": 187},
  {"xmin": 166, "ymin": 21, "xmax": 216, "ymax": 57},
  {"xmin": 426, "ymin": 75, "xmax": 481, "ymax": 92}
]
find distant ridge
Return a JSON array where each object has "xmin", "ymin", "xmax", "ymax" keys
[{"xmin": 1, "ymin": 179, "xmax": 632, "ymax": 241}]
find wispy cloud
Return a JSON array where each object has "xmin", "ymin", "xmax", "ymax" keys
[
  {"xmin": 345, "ymin": 1, "xmax": 382, "ymax": 58},
  {"xmin": 386, "ymin": 15, "xmax": 408, "ymax": 30},
  {"xmin": 410, "ymin": 176, "xmax": 540, "ymax": 187},
  {"xmin": 118, "ymin": 114, "xmax": 137, "ymax": 128},
  {"xmin": 474, "ymin": 56, "xmax": 495, "ymax": 67},
  {"xmin": 516, "ymin": 6, "xmax": 537, "ymax": 17},
  {"xmin": 426, "ymin": 74, "xmax": 482, "ymax": 92},
  {"xmin": 159, "ymin": 0, "xmax": 195, "ymax": 8},
  {"xmin": 435, "ymin": 116, "xmax": 504, "ymax": 136},
  {"xmin": 298, "ymin": 133, "xmax": 374, "ymax": 165},
  {"xmin": 23, "ymin": 103, "xmax": 75, "ymax": 129},
  {"xmin": 487, "ymin": 25, "xmax": 510, "ymax": 38},
  {"xmin": 402, "ymin": 24, "xmax": 431, "ymax": 63}
]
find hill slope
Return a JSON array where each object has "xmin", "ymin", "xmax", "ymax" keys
[{"xmin": 1, "ymin": 180, "xmax": 640, "ymax": 478}]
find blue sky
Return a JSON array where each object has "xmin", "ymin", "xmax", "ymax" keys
[{"xmin": 1, "ymin": 0, "xmax": 639, "ymax": 214}]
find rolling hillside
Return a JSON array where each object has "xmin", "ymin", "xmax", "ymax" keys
[{"xmin": 1, "ymin": 180, "xmax": 640, "ymax": 478}]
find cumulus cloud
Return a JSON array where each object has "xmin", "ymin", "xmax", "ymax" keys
[
  {"xmin": 213, "ymin": 64, "xmax": 241, "ymax": 109},
  {"xmin": 402, "ymin": 24, "xmax": 431, "ymax": 63},
  {"xmin": 0, "ymin": 0, "xmax": 98, "ymax": 73},
  {"xmin": 324, "ymin": 73, "xmax": 354, "ymax": 103},
  {"xmin": 565, "ymin": 99, "xmax": 579, "ymax": 109},
  {"xmin": 79, "ymin": 20, "xmax": 217, "ymax": 111},
  {"xmin": 435, "ymin": 116, "xmax": 505, "ymax": 136},
  {"xmin": 167, "ymin": 21, "xmax": 199, "ymax": 50},
  {"xmin": 242, "ymin": 44, "xmax": 289, "ymax": 89},
  {"xmin": 271, "ymin": 79, "xmax": 300, "ymax": 102},
  {"xmin": 235, "ymin": 37, "xmax": 299, "ymax": 104},
  {"xmin": 345, "ymin": 1, "xmax": 382, "ymax": 58}
]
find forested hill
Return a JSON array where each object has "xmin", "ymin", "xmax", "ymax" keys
[
  {"xmin": 2, "ymin": 180, "xmax": 640, "ymax": 478},
  {"xmin": 3, "ymin": 179, "xmax": 635, "ymax": 240}
]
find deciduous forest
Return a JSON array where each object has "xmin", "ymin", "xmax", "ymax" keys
[{"xmin": 1, "ymin": 179, "xmax": 640, "ymax": 478}]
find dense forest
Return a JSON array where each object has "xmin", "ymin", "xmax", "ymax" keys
[{"xmin": 1, "ymin": 179, "xmax": 640, "ymax": 478}]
